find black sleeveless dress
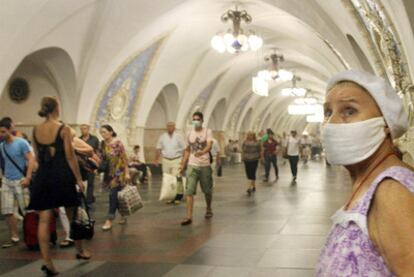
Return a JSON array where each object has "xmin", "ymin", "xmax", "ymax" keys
[{"xmin": 28, "ymin": 124, "xmax": 79, "ymax": 210}]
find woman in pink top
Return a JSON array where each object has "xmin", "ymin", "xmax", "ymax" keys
[{"xmin": 316, "ymin": 70, "xmax": 414, "ymax": 276}]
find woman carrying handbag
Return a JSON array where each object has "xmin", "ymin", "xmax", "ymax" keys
[
  {"xmin": 28, "ymin": 97, "xmax": 91, "ymax": 276},
  {"xmin": 99, "ymin": 125, "xmax": 131, "ymax": 231}
]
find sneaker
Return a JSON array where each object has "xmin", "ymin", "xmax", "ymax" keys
[{"xmin": 2, "ymin": 237, "xmax": 19, "ymax": 248}]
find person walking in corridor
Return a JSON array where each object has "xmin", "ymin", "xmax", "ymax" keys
[
  {"xmin": 179, "ymin": 112, "xmax": 213, "ymax": 226},
  {"xmin": 79, "ymin": 124, "xmax": 100, "ymax": 206},
  {"xmin": 242, "ymin": 132, "xmax": 262, "ymax": 195},
  {"xmin": 28, "ymin": 97, "xmax": 91, "ymax": 275},
  {"xmin": 0, "ymin": 118, "xmax": 35, "ymax": 248},
  {"xmin": 99, "ymin": 124, "xmax": 131, "ymax": 231},
  {"xmin": 262, "ymin": 131, "xmax": 279, "ymax": 182},
  {"xmin": 154, "ymin": 122, "xmax": 185, "ymax": 204},
  {"xmin": 316, "ymin": 70, "xmax": 414, "ymax": 276},
  {"xmin": 286, "ymin": 130, "xmax": 300, "ymax": 183}
]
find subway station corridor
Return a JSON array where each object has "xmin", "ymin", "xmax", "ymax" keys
[
  {"xmin": 0, "ymin": 160, "xmax": 350, "ymax": 277},
  {"xmin": 1, "ymin": 1, "xmax": 414, "ymax": 276}
]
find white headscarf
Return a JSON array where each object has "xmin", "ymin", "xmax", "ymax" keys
[{"xmin": 327, "ymin": 70, "xmax": 408, "ymax": 139}]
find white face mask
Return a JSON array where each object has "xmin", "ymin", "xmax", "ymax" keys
[
  {"xmin": 192, "ymin": 120, "xmax": 202, "ymax": 128},
  {"xmin": 321, "ymin": 117, "xmax": 386, "ymax": 165}
]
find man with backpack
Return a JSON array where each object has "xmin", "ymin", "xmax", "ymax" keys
[{"xmin": 0, "ymin": 117, "xmax": 35, "ymax": 248}]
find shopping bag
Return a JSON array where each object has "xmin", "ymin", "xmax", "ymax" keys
[
  {"xmin": 118, "ymin": 185, "xmax": 143, "ymax": 216},
  {"xmin": 159, "ymin": 173, "xmax": 177, "ymax": 201}
]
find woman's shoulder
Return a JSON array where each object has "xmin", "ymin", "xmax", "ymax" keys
[{"xmin": 375, "ymin": 166, "xmax": 414, "ymax": 205}]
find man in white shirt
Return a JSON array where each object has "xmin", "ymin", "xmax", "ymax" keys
[
  {"xmin": 155, "ymin": 122, "xmax": 185, "ymax": 204},
  {"xmin": 286, "ymin": 130, "xmax": 301, "ymax": 183}
]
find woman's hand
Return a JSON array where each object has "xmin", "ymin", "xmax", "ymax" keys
[
  {"xmin": 77, "ymin": 180, "xmax": 85, "ymax": 193},
  {"xmin": 125, "ymin": 173, "xmax": 131, "ymax": 182}
]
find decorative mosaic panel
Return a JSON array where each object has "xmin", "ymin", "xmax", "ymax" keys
[{"xmin": 93, "ymin": 39, "xmax": 162, "ymax": 130}]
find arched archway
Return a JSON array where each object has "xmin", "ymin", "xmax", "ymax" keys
[
  {"xmin": 0, "ymin": 47, "xmax": 77, "ymax": 134},
  {"xmin": 207, "ymin": 98, "xmax": 226, "ymax": 131},
  {"xmin": 143, "ymin": 83, "xmax": 179, "ymax": 162}
]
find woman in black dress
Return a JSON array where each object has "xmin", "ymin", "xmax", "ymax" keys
[{"xmin": 28, "ymin": 97, "xmax": 91, "ymax": 275}]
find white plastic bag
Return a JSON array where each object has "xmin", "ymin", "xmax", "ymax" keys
[{"xmin": 159, "ymin": 173, "xmax": 178, "ymax": 201}]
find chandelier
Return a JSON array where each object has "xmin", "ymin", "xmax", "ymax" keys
[
  {"xmin": 252, "ymin": 52, "xmax": 293, "ymax": 97},
  {"xmin": 252, "ymin": 76, "xmax": 269, "ymax": 96},
  {"xmin": 211, "ymin": 8, "xmax": 263, "ymax": 54},
  {"xmin": 281, "ymin": 75, "xmax": 307, "ymax": 96},
  {"xmin": 288, "ymin": 103, "xmax": 323, "ymax": 115},
  {"xmin": 256, "ymin": 53, "xmax": 293, "ymax": 82},
  {"xmin": 287, "ymin": 92, "xmax": 324, "ymax": 122}
]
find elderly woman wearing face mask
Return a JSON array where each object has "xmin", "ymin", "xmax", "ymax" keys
[{"xmin": 316, "ymin": 70, "xmax": 414, "ymax": 276}]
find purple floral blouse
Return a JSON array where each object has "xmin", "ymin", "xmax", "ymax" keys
[{"xmin": 316, "ymin": 166, "xmax": 414, "ymax": 277}]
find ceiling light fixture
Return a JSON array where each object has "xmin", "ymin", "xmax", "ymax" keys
[
  {"xmin": 255, "ymin": 53, "xmax": 293, "ymax": 82},
  {"xmin": 252, "ymin": 76, "xmax": 269, "ymax": 96},
  {"xmin": 211, "ymin": 7, "xmax": 263, "ymax": 54},
  {"xmin": 281, "ymin": 75, "xmax": 307, "ymax": 97}
]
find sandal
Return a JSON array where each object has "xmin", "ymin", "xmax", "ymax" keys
[
  {"xmin": 59, "ymin": 239, "xmax": 74, "ymax": 248},
  {"xmin": 119, "ymin": 217, "xmax": 128, "ymax": 225},
  {"xmin": 205, "ymin": 211, "xmax": 213, "ymax": 219},
  {"xmin": 180, "ymin": 218, "xmax": 192, "ymax": 226},
  {"xmin": 101, "ymin": 224, "xmax": 112, "ymax": 231},
  {"xmin": 76, "ymin": 253, "xmax": 92, "ymax": 260}
]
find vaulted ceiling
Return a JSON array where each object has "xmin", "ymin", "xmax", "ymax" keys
[{"xmin": 0, "ymin": 0, "xmax": 412, "ymax": 136}]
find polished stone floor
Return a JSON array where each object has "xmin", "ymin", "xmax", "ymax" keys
[{"xmin": 0, "ymin": 159, "xmax": 351, "ymax": 276}]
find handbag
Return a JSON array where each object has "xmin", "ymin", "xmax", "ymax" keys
[
  {"xmin": 117, "ymin": 185, "xmax": 143, "ymax": 216},
  {"xmin": 70, "ymin": 193, "xmax": 95, "ymax": 240},
  {"xmin": 76, "ymin": 151, "xmax": 101, "ymax": 172},
  {"xmin": 217, "ymin": 165, "xmax": 222, "ymax": 177}
]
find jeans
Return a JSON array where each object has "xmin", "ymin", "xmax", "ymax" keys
[
  {"xmin": 107, "ymin": 186, "xmax": 123, "ymax": 220},
  {"xmin": 288, "ymin": 155, "xmax": 299, "ymax": 177},
  {"xmin": 264, "ymin": 155, "xmax": 278, "ymax": 179},
  {"xmin": 86, "ymin": 172, "xmax": 96, "ymax": 204},
  {"xmin": 244, "ymin": 160, "xmax": 259, "ymax": 180}
]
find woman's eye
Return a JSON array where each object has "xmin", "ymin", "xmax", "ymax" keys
[{"xmin": 343, "ymin": 107, "xmax": 357, "ymax": 116}]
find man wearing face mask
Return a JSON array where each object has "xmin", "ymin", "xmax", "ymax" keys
[
  {"xmin": 179, "ymin": 112, "xmax": 213, "ymax": 226},
  {"xmin": 316, "ymin": 70, "xmax": 414, "ymax": 276}
]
